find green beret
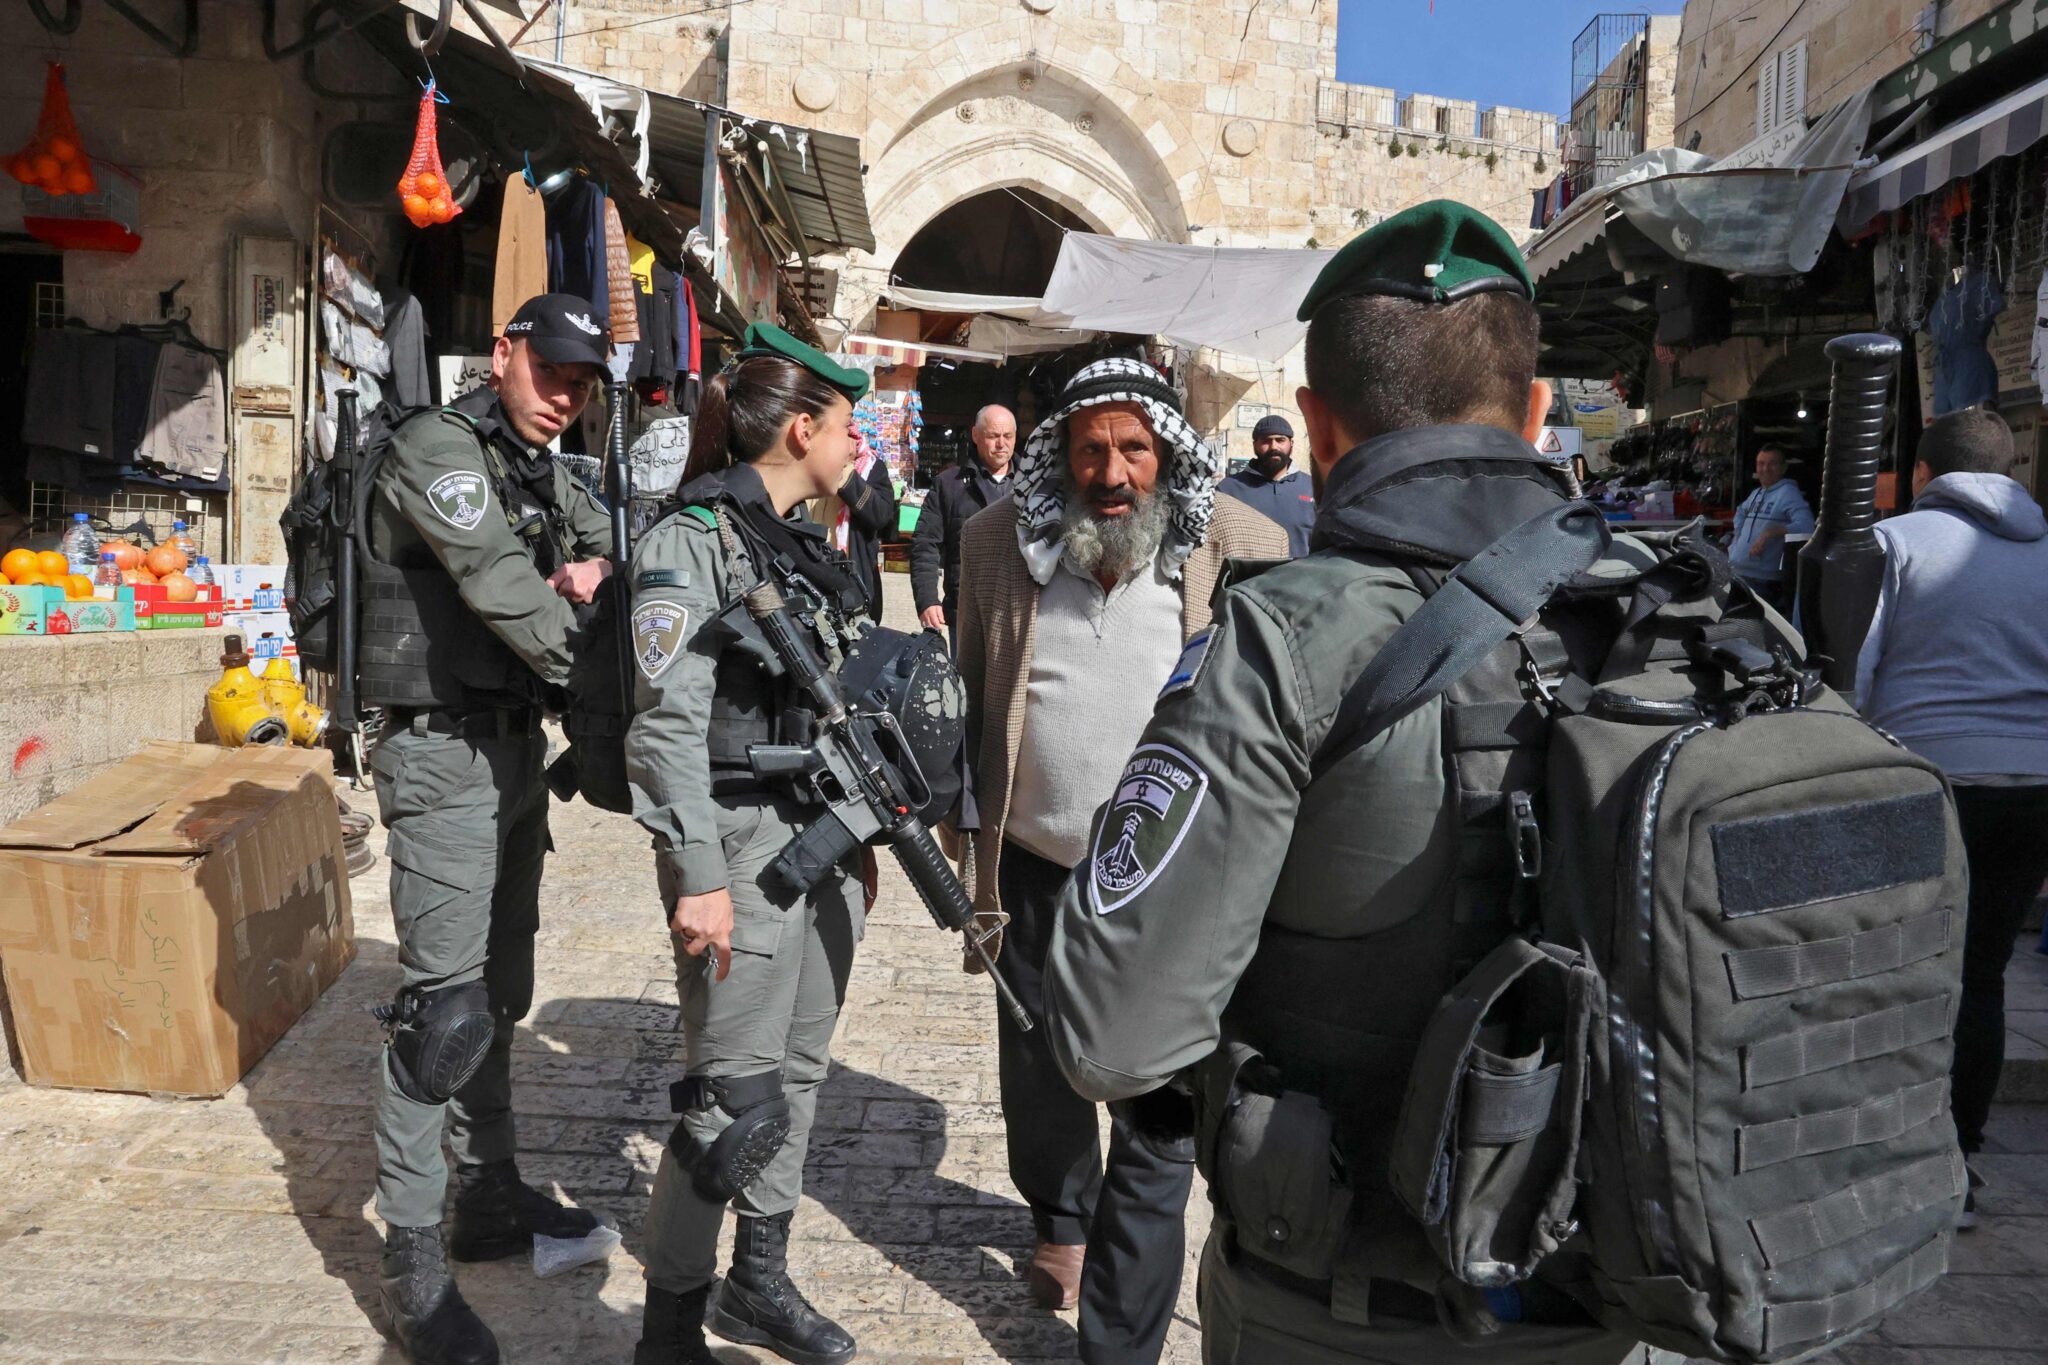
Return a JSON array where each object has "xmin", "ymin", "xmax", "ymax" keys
[
  {"xmin": 736, "ymin": 321, "xmax": 870, "ymax": 401},
  {"xmin": 1296, "ymin": 198, "xmax": 1534, "ymax": 321}
]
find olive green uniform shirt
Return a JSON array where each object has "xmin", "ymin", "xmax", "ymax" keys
[{"xmin": 369, "ymin": 406, "xmax": 613, "ymax": 691}]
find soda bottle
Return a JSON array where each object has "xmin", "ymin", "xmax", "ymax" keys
[
  {"xmin": 166, "ymin": 519, "xmax": 199, "ymax": 561},
  {"xmin": 188, "ymin": 555, "xmax": 216, "ymax": 588},
  {"xmin": 93, "ymin": 551, "xmax": 122, "ymax": 600},
  {"xmin": 60, "ymin": 513, "xmax": 99, "ymax": 575}
]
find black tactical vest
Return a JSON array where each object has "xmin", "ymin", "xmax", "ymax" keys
[{"xmin": 358, "ymin": 392, "xmax": 574, "ymax": 711}]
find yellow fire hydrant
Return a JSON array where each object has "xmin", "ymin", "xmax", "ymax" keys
[
  {"xmin": 261, "ymin": 654, "xmax": 329, "ymax": 748},
  {"xmin": 207, "ymin": 634, "xmax": 289, "ymax": 747}
]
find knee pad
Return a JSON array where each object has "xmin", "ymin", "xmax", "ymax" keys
[
  {"xmin": 668, "ymin": 1071, "xmax": 792, "ymax": 1203},
  {"xmin": 375, "ymin": 980, "xmax": 497, "ymax": 1104}
]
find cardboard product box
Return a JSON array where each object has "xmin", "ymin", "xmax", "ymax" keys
[
  {"xmin": 215, "ymin": 564, "xmax": 288, "ymax": 613},
  {"xmin": 0, "ymin": 582, "xmax": 57, "ymax": 635},
  {"xmin": 0, "ymin": 741, "xmax": 356, "ymax": 1097},
  {"xmin": 126, "ymin": 582, "xmax": 225, "ymax": 629},
  {"xmin": 226, "ymin": 610, "xmax": 296, "ymax": 668},
  {"xmin": 56, "ymin": 599, "xmax": 138, "ymax": 633}
]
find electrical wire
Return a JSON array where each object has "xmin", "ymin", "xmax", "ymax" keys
[{"xmin": 1678, "ymin": 0, "xmax": 1810, "ymax": 133}]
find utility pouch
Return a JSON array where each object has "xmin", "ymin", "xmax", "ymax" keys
[
  {"xmin": 1214, "ymin": 1083, "xmax": 1355, "ymax": 1283},
  {"xmin": 1388, "ymin": 935, "xmax": 1596, "ymax": 1289}
]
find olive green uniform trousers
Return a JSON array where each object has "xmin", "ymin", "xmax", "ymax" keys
[
  {"xmin": 370, "ymin": 718, "xmax": 549, "ymax": 1229},
  {"xmin": 641, "ymin": 793, "xmax": 863, "ymax": 1294}
]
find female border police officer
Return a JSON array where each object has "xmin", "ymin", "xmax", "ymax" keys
[{"xmin": 626, "ymin": 323, "xmax": 875, "ymax": 1365}]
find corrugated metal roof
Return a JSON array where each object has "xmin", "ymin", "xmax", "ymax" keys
[{"xmin": 645, "ymin": 91, "xmax": 876, "ymax": 256}]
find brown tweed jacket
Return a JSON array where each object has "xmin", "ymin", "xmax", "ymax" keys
[{"xmin": 954, "ymin": 492, "xmax": 1291, "ymax": 919}]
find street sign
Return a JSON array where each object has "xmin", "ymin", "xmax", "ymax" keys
[{"xmin": 1537, "ymin": 426, "xmax": 1584, "ymax": 460}]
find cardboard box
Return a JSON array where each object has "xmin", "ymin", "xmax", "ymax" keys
[
  {"xmin": 0, "ymin": 583, "xmax": 58, "ymax": 634},
  {"xmin": 52, "ymin": 599, "xmax": 137, "ymax": 633},
  {"xmin": 226, "ymin": 609, "xmax": 296, "ymax": 666},
  {"xmin": 126, "ymin": 582, "xmax": 225, "ymax": 629},
  {"xmin": 215, "ymin": 564, "xmax": 289, "ymax": 612},
  {"xmin": 0, "ymin": 742, "xmax": 356, "ymax": 1096}
]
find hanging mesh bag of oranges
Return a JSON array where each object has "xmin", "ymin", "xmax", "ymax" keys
[
  {"xmin": 397, "ymin": 80, "xmax": 460, "ymax": 228},
  {"xmin": 6, "ymin": 63, "xmax": 98, "ymax": 198}
]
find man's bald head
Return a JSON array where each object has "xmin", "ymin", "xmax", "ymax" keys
[{"xmin": 972, "ymin": 404, "xmax": 1017, "ymax": 474}]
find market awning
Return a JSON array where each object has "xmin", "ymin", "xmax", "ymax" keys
[
  {"xmin": 1839, "ymin": 69, "xmax": 2048, "ymax": 229},
  {"xmin": 1038, "ymin": 236, "xmax": 1337, "ymax": 364},
  {"xmin": 881, "ymin": 286, "xmax": 1060, "ymax": 324},
  {"xmin": 643, "ymin": 92, "xmax": 875, "ymax": 255},
  {"xmin": 837, "ymin": 334, "xmax": 1005, "ymax": 366}
]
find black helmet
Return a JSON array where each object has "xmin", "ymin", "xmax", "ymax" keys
[{"xmin": 837, "ymin": 627, "xmax": 966, "ymax": 825}]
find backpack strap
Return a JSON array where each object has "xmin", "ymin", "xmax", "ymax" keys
[{"xmin": 1314, "ymin": 502, "xmax": 1610, "ymax": 776}]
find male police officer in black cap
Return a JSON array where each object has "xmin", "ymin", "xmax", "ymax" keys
[
  {"xmin": 361, "ymin": 293, "xmax": 617, "ymax": 1364},
  {"xmin": 1042, "ymin": 202, "xmax": 1675, "ymax": 1363},
  {"xmin": 1217, "ymin": 414, "xmax": 1315, "ymax": 556}
]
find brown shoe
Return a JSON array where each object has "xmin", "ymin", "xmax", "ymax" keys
[{"xmin": 1025, "ymin": 1241, "xmax": 1084, "ymax": 1310}]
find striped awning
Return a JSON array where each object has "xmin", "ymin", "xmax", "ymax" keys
[
  {"xmin": 836, "ymin": 334, "xmax": 1004, "ymax": 365},
  {"xmin": 1840, "ymin": 70, "xmax": 2048, "ymax": 229}
]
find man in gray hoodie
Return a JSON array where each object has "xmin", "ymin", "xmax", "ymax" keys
[{"xmin": 1856, "ymin": 406, "xmax": 2048, "ymax": 1225}]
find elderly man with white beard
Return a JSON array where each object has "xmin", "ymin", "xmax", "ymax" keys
[{"xmin": 950, "ymin": 358, "xmax": 1288, "ymax": 1364}]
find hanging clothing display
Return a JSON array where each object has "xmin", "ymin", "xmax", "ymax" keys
[
  {"xmin": 493, "ymin": 176, "xmax": 550, "ymax": 336},
  {"xmin": 19, "ymin": 323, "xmax": 229, "ymax": 492},
  {"xmin": 382, "ymin": 288, "xmax": 435, "ymax": 409},
  {"xmin": 545, "ymin": 176, "xmax": 609, "ymax": 328},
  {"xmin": 2031, "ymin": 265, "xmax": 2047, "ymax": 408},
  {"xmin": 603, "ymin": 197, "xmax": 639, "ymax": 344},
  {"xmin": 1927, "ymin": 267, "xmax": 2006, "ymax": 415},
  {"xmin": 135, "ymin": 341, "xmax": 228, "ymax": 479},
  {"xmin": 678, "ymin": 268, "xmax": 702, "ymax": 413}
]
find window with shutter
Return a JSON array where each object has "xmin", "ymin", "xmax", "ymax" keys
[
  {"xmin": 1757, "ymin": 52, "xmax": 1780, "ymax": 136},
  {"xmin": 1758, "ymin": 41, "xmax": 1809, "ymax": 137}
]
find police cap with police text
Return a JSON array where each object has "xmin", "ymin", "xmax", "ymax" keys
[
  {"xmin": 736, "ymin": 321, "xmax": 871, "ymax": 401},
  {"xmin": 504, "ymin": 293, "xmax": 611, "ymax": 369},
  {"xmin": 1296, "ymin": 198, "xmax": 1535, "ymax": 321}
]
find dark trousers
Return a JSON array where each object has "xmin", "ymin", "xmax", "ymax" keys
[
  {"xmin": 996, "ymin": 840, "xmax": 1195, "ymax": 1365},
  {"xmin": 1951, "ymin": 784, "xmax": 2048, "ymax": 1153}
]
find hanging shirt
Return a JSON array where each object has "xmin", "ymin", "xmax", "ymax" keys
[
  {"xmin": 1728, "ymin": 478, "xmax": 1815, "ymax": 582},
  {"xmin": 1927, "ymin": 267, "xmax": 2005, "ymax": 415},
  {"xmin": 545, "ymin": 177, "xmax": 609, "ymax": 329},
  {"xmin": 493, "ymin": 176, "xmax": 550, "ymax": 336}
]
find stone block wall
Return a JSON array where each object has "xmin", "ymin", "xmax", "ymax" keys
[
  {"xmin": 1672, "ymin": 0, "xmax": 2011, "ymax": 158},
  {"xmin": 0, "ymin": 2, "xmax": 320, "ymax": 354}
]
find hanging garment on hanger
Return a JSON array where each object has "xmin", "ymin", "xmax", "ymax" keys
[
  {"xmin": 677, "ymin": 268, "xmax": 702, "ymax": 412},
  {"xmin": 383, "ymin": 287, "xmax": 435, "ymax": 408},
  {"xmin": 21, "ymin": 326, "xmax": 117, "ymax": 462},
  {"xmin": 545, "ymin": 177, "xmax": 609, "ymax": 329},
  {"xmin": 136, "ymin": 341, "xmax": 228, "ymax": 480},
  {"xmin": 1927, "ymin": 266, "xmax": 2005, "ymax": 415},
  {"xmin": 603, "ymin": 197, "xmax": 639, "ymax": 345},
  {"xmin": 492, "ymin": 175, "xmax": 549, "ymax": 336}
]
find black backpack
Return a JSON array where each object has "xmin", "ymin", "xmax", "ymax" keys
[
  {"xmin": 1348, "ymin": 504, "xmax": 1967, "ymax": 1362},
  {"xmin": 280, "ymin": 400, "xmax": 412, "ymax": 675}
]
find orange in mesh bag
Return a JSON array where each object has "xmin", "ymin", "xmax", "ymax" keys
[
  {"xmin": 397, "ymin": 81, "xmax": 460, "ymax": 228},
  {"xmin": 5, "ymin": 63, "xmax": 99, "ymax": 198}
]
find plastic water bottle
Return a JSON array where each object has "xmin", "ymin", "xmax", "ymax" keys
[
  {"xmin": 188, "ymin": 555, "xmax": 215, "ymax": 588},
  {"xmin": 93, "ymin": 551, "xmax": 122, "ymax": 599},
  {"xmin": 167, "ymin": 520, "xmax": 199, "ymax": 560},
  {"xmin": 60, "ymin": 513, "xmax": 99, "ymax": 575}
]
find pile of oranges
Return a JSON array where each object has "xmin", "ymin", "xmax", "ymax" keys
[
  {"xmin": 1, "ymin": 540, "xmax": 198, "ymax": 602},
  {"xmin": 2, "ymin": 547, "xmax": 93, "ymax": 600},
  {"xmin": 4, "ymin": 134, "xmax": 94, "ymax": 197}
]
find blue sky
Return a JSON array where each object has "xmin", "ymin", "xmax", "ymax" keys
[{"xmin": 1337, "ymin": 1, "xmax": 1687, "ymax": 117}]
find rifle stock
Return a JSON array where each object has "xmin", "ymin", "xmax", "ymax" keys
[
  {"xmin": 332, "ymin": 390, "xmax": 362, "ymax": 767},
  {"xmin": 1796, "ymin": 333, "xmax": 1900, "ymax": 691}
]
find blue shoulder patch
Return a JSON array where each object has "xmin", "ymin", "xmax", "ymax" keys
[{"xmin": 1160, "ymin": 629, "xmax": 1213, "ymax": 700}]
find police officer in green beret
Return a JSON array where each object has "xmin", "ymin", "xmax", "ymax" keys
[
  {"xmin": 1039, "ymin": 202, "xmax": 1675, "ymax": 1363},
  {"xmin": 363, "ymin": 293, "xmax": 616, "ymax": 1365},
  {"xmin": 627, "ymin": 324, "xmax": 875, "ymax": 1365}
]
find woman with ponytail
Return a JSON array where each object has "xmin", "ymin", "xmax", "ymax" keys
[{"xmin": 624, "ymin": 324, "xmax": 873, "ymax": 1365}]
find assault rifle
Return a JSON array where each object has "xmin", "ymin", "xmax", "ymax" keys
[{"xmin": 718, "ymin": 523, "xmax": 1034, "ymax": 1033}]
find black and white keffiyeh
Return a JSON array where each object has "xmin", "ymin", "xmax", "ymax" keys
[{"xmin": 1014, "ymin": 356, "xmax": 1221, "ymax": 583}]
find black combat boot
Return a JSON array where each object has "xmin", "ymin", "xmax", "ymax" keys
[
  {"xmin": 633, "ymin": 1283, "xmax": 721, "ymax": 1365},
  {"xmin": 448, "ymin": 1158, "xmax": 601, "ymax": 1261},
  {"xmin": 707, "ymin": 1210, "xmax": 857, "ymax": 1365},
  {"xmin": 379, "ymin": 1224, "xmax": 500, "ymax": 1365}
]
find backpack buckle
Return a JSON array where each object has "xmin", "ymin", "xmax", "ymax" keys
[{"xmin": 1508, "ymin": 791, "xmax": 1542, "ymax": 880}]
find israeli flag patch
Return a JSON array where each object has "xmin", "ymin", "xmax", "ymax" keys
[
  {"xmin": 1090, "ymin": 744, "xmax": 1210, "ymax": 914},
  {"xmin": 1159, "ymin": 629, "xmax": 1213, "ymax": 699}
]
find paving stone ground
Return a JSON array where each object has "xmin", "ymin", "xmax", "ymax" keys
[{"xmin": 0, "ymin": 588, "xmax": 2044, "ymax": 1362}]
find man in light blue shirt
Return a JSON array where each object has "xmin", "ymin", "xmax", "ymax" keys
[{"xmin": 1726, "ymin": 444, "xmax": 1813, "ymax": 611}]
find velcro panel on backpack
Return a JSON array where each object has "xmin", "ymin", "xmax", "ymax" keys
[
  {"xmin": 1748, "ymin": 1149, "xmax": 1964, "ymax": 1268},
  {"xmin": 1741, "ymin": 994, "xmax": 1952, "ymax": 1089},
  {"xmin": 1711, "ymin": 791, "xmax": 1948, "ymax": 918},
  {"xmin": 1761, "ymin": 1234, "xmax": 1949, "ymax": 1355},
  {"xmin": 1734, "ymin": 1078, "xmax": 1948, "ymax": 1171}
]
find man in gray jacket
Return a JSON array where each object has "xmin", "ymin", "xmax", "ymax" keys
[{"xmin": 1857, "ymin": 405, "xmax": 2048, "ymax": 1226}]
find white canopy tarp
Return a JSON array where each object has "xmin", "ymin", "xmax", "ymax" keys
[
  {"xmin": 1038, "ymin": 236, "xmax": 1337, "ymax": 363},
  {"xmin": 881, "ymin": 286, "xmax": 1062, "ymax": 324},
  {"xmin": 966, "ymin": 314, "xmax": 1100, "ymax": 357}
]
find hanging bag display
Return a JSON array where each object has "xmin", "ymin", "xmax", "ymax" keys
[{"xmin": 396, "ymin": 81, "xmax": 460, "ymax": 228}]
